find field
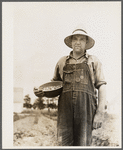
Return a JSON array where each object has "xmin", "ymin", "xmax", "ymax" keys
[{"xmin": 13, "ymin": 109, "xmax": 120, "ymax": 147}]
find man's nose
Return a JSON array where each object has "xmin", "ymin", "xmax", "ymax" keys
[{"xmin": 76, "ymin": 40, "xmax": 80, "ymax": 44}]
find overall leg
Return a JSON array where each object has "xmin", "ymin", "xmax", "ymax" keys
[
  {"xmin": 73, "ymin": 92, "xmax": 94, "ymax": 146},
  {"xmin": 57, "ymin": 91, "xmax": 74, "ymax": 146}
]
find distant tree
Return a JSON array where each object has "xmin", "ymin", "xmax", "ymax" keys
[
  {"xmin": 24, "ymin": 94, "xmax": 31, "ymax": 103},
  {"xmin": 32, "ymin": 97, "xmax": 45, "ymax": 110},
  {"xmin": 48, "ymin": 103, "xmax": 57, "ymax": 109},
  {"xmin": 23, "ymin": 94, "xmax": 32, "ymax": 109},
  {"xmin": 46, "ymin": 98, "xmax": 58, "ymax": 111}
]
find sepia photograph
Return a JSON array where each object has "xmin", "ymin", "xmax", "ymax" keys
[{"xmin": 2, "ymin": 1, "xmax": 121, "ymax": 148}]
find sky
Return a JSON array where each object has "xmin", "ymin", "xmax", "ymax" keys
[
  {"xmin": 2, "ymin": 1, "xmax": 121, "ymax": 148},
  {"xmin": 3, "ymin": 2, "xmax": 121, "ymax": 103}
]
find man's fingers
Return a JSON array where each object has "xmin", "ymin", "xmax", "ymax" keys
[
  {"xmin": 93, "ymin": 122, "xmax": 97, "ymax": 129},
  {"xmin": 97, "ymin": 122, "xmax": 100, "ymax": 128},
  {"xmin": 35, "ymin": 92, "xmax": 44, "ymax": 95},
  {"xmin": 34, "ymin": 87, "xmax": 38, "ymax": 90},
  {"xmin": 93, "ymin": 122, "xmax": 102, "ymax": 129},
  {"xmin": 35, "ymin": 91, "xmax": 43, "ymax": 93},
  {"xmin": 33, "ymin": 89, "xmax": 39, "ymax": 92},
  {"xmin": 33, "ymin": 87, "xmax": 44, "ymax": 97},
  {"xmin": 34, "ymin": 91, "xmax": 44, "ymax": 97},
  {"xmin": 99, "ymin": 122, "xmax": 102, "ymax": 128}
]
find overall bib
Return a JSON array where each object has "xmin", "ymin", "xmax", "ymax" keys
[{"xmin": 57, "ymin": 59, "xmax": 97, "ymax": 146}]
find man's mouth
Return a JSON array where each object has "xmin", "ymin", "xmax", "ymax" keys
[{"xmin": 75, "ymin": 46, "xmax": 80, "ymax": 48}]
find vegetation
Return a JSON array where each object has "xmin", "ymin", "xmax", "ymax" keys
[
  {"xmin": 13, "ymin": 111, "xmax": 120, "ymax": 147},
  {"xmin": 32, "ymin": 97, "xmax": 45, "ymax": 110},
  {"xmin": 23, "ymin": 94, "xmax": 32, "ymax": 108}
]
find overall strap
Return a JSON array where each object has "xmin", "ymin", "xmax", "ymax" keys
[{"xmin": 65, "ymin": 56, "xmax": 70, "ymax": 65}]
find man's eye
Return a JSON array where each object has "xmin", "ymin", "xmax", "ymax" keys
[{"xmin": 81, "ymin": 38, "xmax": 86, "ymax": 41}]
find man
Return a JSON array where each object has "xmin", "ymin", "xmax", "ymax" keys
[{"xmin": 34, "ymin": 26, "xmax": 107, "ymax": 146}]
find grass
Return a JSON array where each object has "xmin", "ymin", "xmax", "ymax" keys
[
  {"xmin": 40, "ymin": 109, "xmax": 58, "ymax": 121},
  {"xmin": 13, "ymin": 113, "xmax": 26, "ymax": 122},
  {"xmin": 13, "ymin": 111, "xmax": 58, "ymax": 146},
  {"xmin": 13, "ymin": 110, "xmax": 120, "ymax": 147},
  {"xmin": 14, "ymin": 108, "xmax": 58, "ymax": 122}
]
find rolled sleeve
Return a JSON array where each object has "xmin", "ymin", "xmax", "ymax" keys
[{"xmin": 94, "ymin": 58, "xmax": 107, "ymax": 89}]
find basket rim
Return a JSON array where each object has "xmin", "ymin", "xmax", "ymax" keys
[{"xmin": 39, "ymin": 81, "xmax": 63, "ymax": 92}]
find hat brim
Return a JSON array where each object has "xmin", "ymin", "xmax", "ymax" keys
[{"xmin": 64, "ymin": 33, "xmax": 95, "ymax": 50}]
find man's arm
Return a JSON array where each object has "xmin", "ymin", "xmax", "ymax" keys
[
  {"xmin": 51, "ymin": 56, "xmax": 66, "ymax": 81},
  {"xmin": 97, "ymin": 84, "xmax": 106, "ymax": 113},
  {"xmin": 93, "ymin": 84, "xmax": 106, "ymax": 129},
  {"xmin": 51, "ymin": 62, "xmax": 62, "ymax": 81}
]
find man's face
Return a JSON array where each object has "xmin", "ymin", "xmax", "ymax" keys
[{"xmin": 71, "ymin": 35, "xmax": 87, "ymax": 54}]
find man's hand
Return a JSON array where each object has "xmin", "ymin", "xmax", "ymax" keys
[
  {"xmin": 93, "ymin": 84, "xmax": 106, "ymax": 130},
  {"xmin": 33, "ymin": 87, "xmax": 44, "ymax": 97},
  {"xmin": 93, "ymin": 111, "xmax": 104, "ymax": 130}
]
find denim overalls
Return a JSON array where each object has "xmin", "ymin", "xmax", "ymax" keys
[{"xmin": 57, "ymin": 58, "xmax": 97, "ymax": 146}]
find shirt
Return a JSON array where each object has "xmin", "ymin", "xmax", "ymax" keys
[{"xmin": 52, "ymin": 51, "xmax": 107, "ymax": 89}]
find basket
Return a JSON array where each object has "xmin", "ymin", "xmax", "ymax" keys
[{"xmin": 39, "ymin": 81, "xmax": 63, "ymax": 98}]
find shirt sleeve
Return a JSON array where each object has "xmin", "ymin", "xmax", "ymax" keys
[
  {"xmin": 94, "ymin": 57, "xmax": 107, "ymax": 89},
  {"xmin": 51, "ymin": 56, "xmax": 66, "ymax": 81},
  {"xmin": 51, "ymin": 62, "xmax": 62, "ymax": 81}
]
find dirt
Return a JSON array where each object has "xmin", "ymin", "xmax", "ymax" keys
[
  {"xmin": 14, "ymin": 113, "xmax": 58, "ymax": 146},
  {"xmin": 91, "ymin": 112, "xmax": 120, "ymax": 147},
  {"xmin": 13, "ymin": 110, "xmax": 120, "ymax": 147}
]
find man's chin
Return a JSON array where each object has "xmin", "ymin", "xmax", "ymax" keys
[
  {"xmin": 74, "ymin": 49, "xmax": 84, "ymax": 53},
  {"xmin": 74, "ymin": 48, "xmax": 81, "ymax": 51}
]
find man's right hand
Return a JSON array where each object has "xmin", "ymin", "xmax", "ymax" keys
[{"xmin": 33, "ymin": 87, "xmax": 44, "ymax": 97}]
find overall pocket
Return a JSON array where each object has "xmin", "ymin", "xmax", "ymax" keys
[
  {"xmin": 76, "ymin": 69, "xmax": 88, "ymax": 85},
  {"xmin": 63, "ymin": 70, "xmax": 73, "ymax": 83},
  {"xmin": 63, "ymin": 70, "xmax": 73, "ymax": 91}
]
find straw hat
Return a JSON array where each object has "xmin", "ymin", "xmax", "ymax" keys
[{"xmin": 64, "ymin": 27, "xmax": 95, "ymax": 50}]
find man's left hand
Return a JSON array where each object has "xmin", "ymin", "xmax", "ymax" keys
[{"xmin": 93, "ymin": 111, "xmax": 104, "ymax": 130}]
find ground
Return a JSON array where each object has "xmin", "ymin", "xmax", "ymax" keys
[{"xmin": 13, "ymin": 109, "xmax": 120, "ymax": 147}]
